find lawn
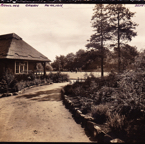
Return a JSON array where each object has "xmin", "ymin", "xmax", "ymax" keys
[{"xmin": 47, "ymin": 71, "xmax": 109, "ymax": 80}]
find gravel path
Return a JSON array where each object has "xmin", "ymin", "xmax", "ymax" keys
[{"xmin": 0, "ymin": 83, "xmax": 91, "ymax": 142}]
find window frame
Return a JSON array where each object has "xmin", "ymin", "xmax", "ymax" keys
[{"xmin": 15, "ymin": 61, "xmax": 28, "ymax": 74}]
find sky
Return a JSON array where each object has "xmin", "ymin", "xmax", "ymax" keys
[{"xmin": 0, "ymin": 4, "xmax": 145, "ymax": 62}]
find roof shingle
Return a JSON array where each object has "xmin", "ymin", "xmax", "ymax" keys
[{"xmin": 0, "ymin": 33, "xmax": 51, "ymax": 62}]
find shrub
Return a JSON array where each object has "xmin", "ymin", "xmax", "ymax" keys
[
  {"xmin": 64, "ymin": 85, "xmax": 73, "ymax": 96},
  {"xmin": 91, "ymin": 104, "xmax": 110, "ymax": 124},
  {"xmin": 125, "ymin": 118, "xmax": 145, "ymax": 142},
  {"xmin": 0, "ymin": 68, "xmax": 15, "ymax": 93},
  {"xmin": 72, "ymin": 86, "xmax": 83, "ymax": 96},
  {"xmin": 13, "ymin": 81, "xmax": 26, "ymax": 92},
  {"xmin": 79, "ymin": 97, "xmax": 93, "ymax": 114},
  {"xmin": 0, "ymin": 79, "xmax": 8, "ymax": 93},
  {"xmin": 2, "ymin": 68, "xmax": 15, "ymax": 86},
  {"xmin": 27, "ymin": 73, "xmax": 36, "ymax": 81},
  {"xmin": 107, "ymin": 112, "xmax": 126, "ymax": 132},
  {"xmin": 45, "ymin": 72, "xmax": 69, "ymax": 83},
  {"xmin": 81, "ymin": 102, "xmax": 92, "ymax": 114},
  {"xmin": 41, "ymin": 78, "xmax": 47, "ymax": 84},
  {"xmin": 15, "ymin": 73, "xmax": 36, "ymax": 81}
]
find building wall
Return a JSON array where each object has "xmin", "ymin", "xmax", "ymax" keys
[
  {"xmin": 0, "ymin": 59, "xmax": 15, "ymax": 76},
  {"xmin": 0, "ymin": 59, "xmax": 39, "ymax": 77},
  {"xmin": 28, "ymin": 61, "xmax": 37, "ymax": 72}
]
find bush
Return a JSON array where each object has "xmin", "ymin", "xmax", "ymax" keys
[
  {"xmin": 15, "ymin": 73, "xmax": 36, "ymax": 81},
  {"xmin": 125, "ymin": 118, "xmax": 145, "ymax": 142},
  {"xmin": 79, "ymin": 97, "xmax": 93, "ymax": 114},
  {"xmin": 13, "ymin": 81, "xmax": 27, "ymax": 92},
  {"xmin": 0, "ymin": 79, "xmax": 8, "ymax": 93},
  {"xmin": 91, "ymin": 104, "xmax": 110, "ymax": 124},
  {"xmin": 0, "ymin": 68, "xmax": 15, "ymax": 93},
  {"xmin": 107, "ymin": 112, "xmax": 126, "ymax": 132},
  {"xmin": 0, "ymin": 70, "xmax": 69, "ymax": 94},
  {"xmin": 64, "ymin": 85, "xmax": 73, "ymax": 95},
  {"xmin": 45, "ymin": 72, "xmax": 69, "ymax": 83},
  {"xmin": 12, "ymin": 78, "xmax": 43, "ymax": 92}
]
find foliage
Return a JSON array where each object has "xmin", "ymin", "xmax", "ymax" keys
[
  {"xmin": 86, "ymin": 4, "xmax": 113, "ymax": 77},
  {"xmin": 105, "ymin": 44, "xmax": 139, "ymax": 72},
  {"xmin": 107, "ymin": 112, "xmax": 126, "ymax": 132},
  {"xmin": 44, "ymin": 72, "xmax": 69, "ymax": 83},
  {"xmin": 0, "ymin": 68, "xmax": 16, "ymax": 93},
  {"xmin": 36, "ymin": 62, "xmax": 53, "ymax": 71},
  {"xmin": 2, "ymin": 68, "xmax": 15, "ymax": 86},
  {"xmin": 15, "ymin": 73, "xmax": 36, "ymax": 82},
  {"xmin": 63, "ymin": 53, "xmax": 145, "ymax": 142},
  {"xmin": 132, "ymin": 50, "xmax": 145, "ymax": 71},
  {"xmin": 106, "ymin": 4, "xmax": 138, "ymax": 72},
  {"xmin": 46, "ymin": 63, "xmax": 53, "ymax": 71},
  {"xmin": 51, "ymin": 55, "xmax": 67, "ymax": 71},
  {"xmin": 80, "ymin": 97, "xmax": 93, "ymax": 114},
  {"xmin": 51, "ymin": 49, "xmax": 104, "ymax": 72},
  {"xmin": 0, "ymin": 70, "xmax": 69, "ymax": 94},
  {"xmin": 0, "ymin": 79, "xmax": 8, "ymax": 93},
  {"xmin": 13, "ymin": 78, "xmax": 42, "ymax": 92},
  {"xmin": 91, "ymin": 104, "xmax": 110, "ymax": 124}
]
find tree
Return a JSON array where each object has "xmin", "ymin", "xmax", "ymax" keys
[
  {"xmin": 106, "ymin": 4, "xmax": 138, "ymax": 73},
  {"xmin": 114, "ymin": 44, "xmax": 138, "ymax": 71},
  {"xmin": 65, "ymin": 53, "xmax": 76, "ymax": 71},
  {"xmin": 86, "ymin": 4, "xmax": 112, "ymax": 77},
  {"xmin": 66, "ymin": 53, "xmax": 76, "ymax": 62},
  {"xmin": 51, "ymin": 55, "xmax": 66, "ymax": 71},
  {"xmin": 76, "ymin": 49, "xmax": 85, "ymax": 58},
  {"xmin": 36, "ymin": 63, "xmax": 43, "ymax": 70},
  {"xmin": 51, "ymin": 56, "xmax": 60, "ymax": 71},
  {"xmin": 59, "ymin": 55, "xmax": 67, "ymax": 71},
  {"xmin": 104, "ymin": 44, "xmax": 138, "ymax": 72},
  {"xmin": 46, "ymin": 62, "xmax": 53, "ymax": 71}
]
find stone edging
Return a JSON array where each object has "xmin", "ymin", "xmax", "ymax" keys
[
  {"xmin": 0, "ymin": 82, "xmax": 53, "ymax": 98},
  {"xmin": 61, "ymin": 88, "xmax": 124, "ymax": 143}
]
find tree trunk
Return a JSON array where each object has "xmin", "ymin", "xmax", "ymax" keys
[
  {"xmin": 101, "ymin": 7, "xmax": 104, "ymax": 78},
  {"xmin": 118, "ymin": 11, "xmax": 121, "ymax": 73},
  {"xmin": 42, "ymin": 62, "xmax": 46, "ymax": 76}
]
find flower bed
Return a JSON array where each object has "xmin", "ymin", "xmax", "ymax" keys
[
  {"xmin": 0, "ymin": 70, "xmax": 69, "ymax": 95},
  {"xmin": 63, "ymin": 69, "xmax": 145, "ymax": 142}
]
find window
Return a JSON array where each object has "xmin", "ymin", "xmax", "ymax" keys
[{"xmin": 15, "ymin": 61, "xmax": 28, "ymax": 74}]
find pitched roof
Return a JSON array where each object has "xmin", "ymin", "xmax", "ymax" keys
[{"xmin": 0, "ymin": 33, "xmax": 51, "ymax": 62}]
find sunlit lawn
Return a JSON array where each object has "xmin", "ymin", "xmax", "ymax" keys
[{"xmin": 46, "ymin": 71, "xmax": 109, "ymax": 80}]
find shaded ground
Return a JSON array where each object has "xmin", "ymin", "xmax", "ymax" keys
[{"xmin": 0, "ymin": 83, "xmax": 91, "ymax": 142}]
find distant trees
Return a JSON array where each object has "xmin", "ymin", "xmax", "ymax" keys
[
  {"xmin": 114, "ymin": 44, "xmax": 138, "ymax": 70},
  {"xmin": 51, "ymin": 56, "xmax": 65, "ymax": 71},
  {"xmin": 105, "ymin": 45, "xmax": 138, "ymax": 71},
  {"xmin": 51, "ymin": 45, "xmax": 139, "ymax": 72},
  {"xmin": 36, "ymin": 62, "xmax": 53, "ymax": 71},
  {"xmin": 51, "ymin": 49, "xmax": 96, "ymax": 71},
  {"xmin": 51, "ymin": 48, "xmax": 110, "ymax": 72},
  {"xmin": 45, "ymin": 63, "xmax": 53, "ymax": 71},
  {"xmin": 51, "ymin": 5, "xmax": 138, "ymax": 73}
]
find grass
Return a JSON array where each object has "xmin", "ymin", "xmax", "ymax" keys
[{"xmin": 48, "ymin": 71, "xmax": 109, "ymax": 80}]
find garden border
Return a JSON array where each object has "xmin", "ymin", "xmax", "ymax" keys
[
  {"xmin": 0, "ymin": 82, "xmax": 53, "ymax": 98},
  {"xmin": 61, "ymin": 88, "xmax": 125, "ymax": 143}
]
